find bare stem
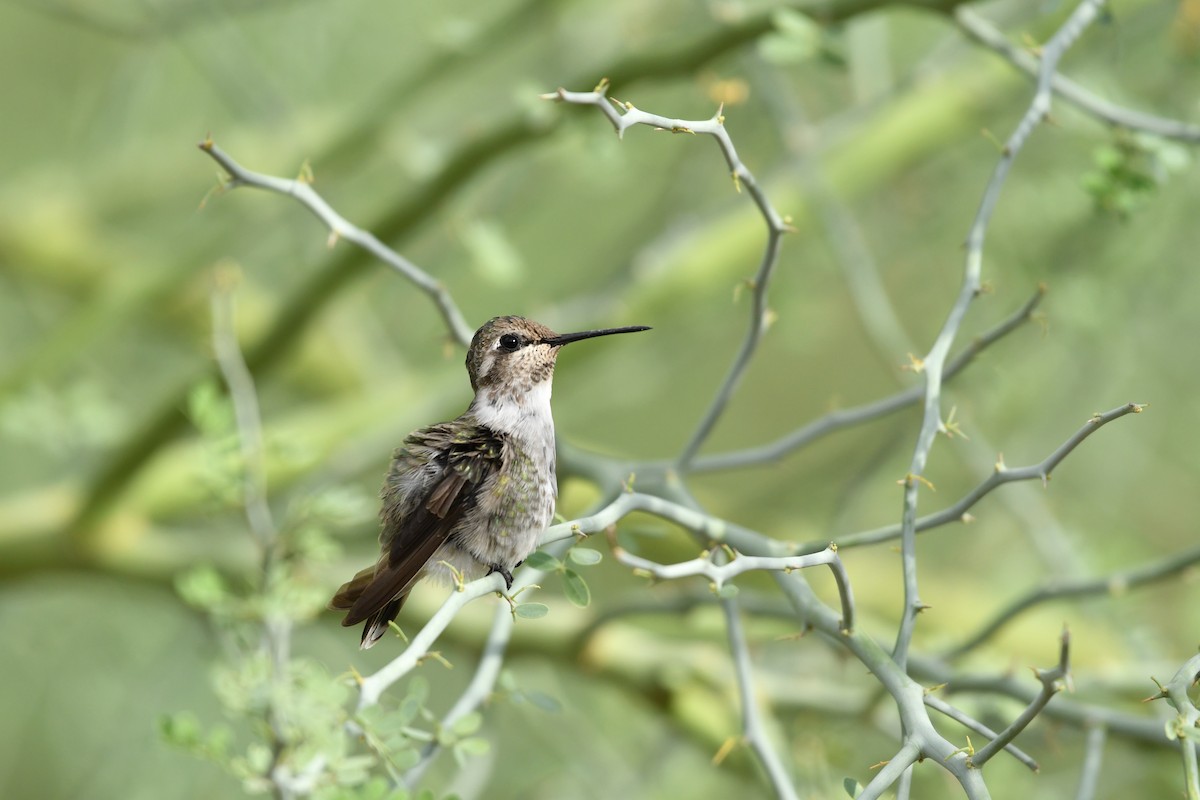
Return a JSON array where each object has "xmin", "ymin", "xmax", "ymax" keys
[{"xmin": 970, "ymin": 628, "xmax": 1071, "ymax": 768}]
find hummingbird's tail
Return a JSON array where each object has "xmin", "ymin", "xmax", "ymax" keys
[
  {"xmin": 358, "ymin": 597, "xmax": 406, "ymax": 649},
  {"xmin": 329, "ymin": 566, "xmax": 408, "ymax": 649}
]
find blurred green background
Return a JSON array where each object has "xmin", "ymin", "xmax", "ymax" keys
[{"xmin": 2, "ymin": 0, "xmax": 1199, "ymax": 797}]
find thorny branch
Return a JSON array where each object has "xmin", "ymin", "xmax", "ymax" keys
[
  {"xmin": 199, "ymin": 138, "xmax": 474, "ymax": 347},
  {"xmin": 891, "ymin": 0, "xmax": 1111, "ymax": 671},
  {"xmin": 541, "ymin": 85, "xmax": 788, "ymax": 471},
  {"xmin": 969, "ymin": 628, "xmax": 1071, "ymax": 767},
  {"xmin": 828, "ymin": 402, "xmax": 1146, "ymax": 553},
  {"xmin": 955, "ymin": 7, "xmax": 1200, "ymax": 143},
  {"xmin": 691, "ymin": 286, "xmax": 1045, "ymax": 473},
  {"xmin": 1148, "ymin": 653, "xmax": 1200, "ymax": 799}
]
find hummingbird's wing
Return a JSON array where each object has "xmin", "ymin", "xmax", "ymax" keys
[{"xmin": 340, "ymin": 423, "xmax": 504, "ymax": 629}]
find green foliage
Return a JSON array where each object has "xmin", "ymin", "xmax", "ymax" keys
[
  {"xmin": 521, "ymin": 546, "xmax": 601, "ymax": 608},
  {"xmin": 1082, "ymin": 132, "xmax": 1190, "ymax": 218},
  {"xmin": 562, "ymin": 568, "xmax": 591, "ymax": 607},
  {"xmin": 513, "ymin": 601, "xmax": 550, "ymax": 619},
  {"xmin": 759, "ymin": 9, "xmax": 845, "ymax": 67},
  {"xmin": 497, "ymin": 669, "xmax": 563, "ymax": 714}
]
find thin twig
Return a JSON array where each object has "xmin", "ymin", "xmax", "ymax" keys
[
  {"xmin": 1074, "ymin": 723, "xmax": 1107, "ymax": 800},
  {"xmin": 856, "ymin": 741, "xmax": 921, "ymax": 800},
  {"xmin": 831, "ymin": 402, "xmax": 1145, "ymax": 552},
  {"xmin": 199, "ymin": 138, "xmax": 474, "ymax": 346},
  {"xmin": 404, "ymin": 604, "xmax": 513, "ymax": 786},
  {"xmin": 691, "ymin": 287, "xmax": 1044, "ymax": 473},
  {"xmin": 402, "ymin": 536, "xmax": 574, "ymax": 785},
  {"xmin": 924, "ymin": 694, "xmax": 1039, "ymax": 772},
  {"xmin": 946, "ymin": 534, "xmax": 1198, "ymax": 659},
  {"xmin": 970, "ymin": 627, "xmax": 1071, "ymax": 767},
  {"xmin": 210, "ymin": 270, "xmax": 295, "ymax": 799},
  {"xmin": 540, "ymin": 491, "xmax": 854, "ymax": 632}
]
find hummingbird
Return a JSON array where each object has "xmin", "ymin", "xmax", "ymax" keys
[{"xmin": 330, "ymin": 315, "xmax": 650, "ymax": 648}]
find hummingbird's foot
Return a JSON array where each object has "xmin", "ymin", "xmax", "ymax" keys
[{"xmin": 487, "ymin": 563, "xmax": 515, "ymax": 590}]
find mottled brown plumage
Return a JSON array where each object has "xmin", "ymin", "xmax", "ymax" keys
[{"xmin": 330, "ymin": 316, "xmax": 650, "ymax": 648}]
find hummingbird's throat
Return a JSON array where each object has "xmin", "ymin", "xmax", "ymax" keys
[{"xmin": 470, "ymin": 380, "xmax": 556, "ymax": 444}]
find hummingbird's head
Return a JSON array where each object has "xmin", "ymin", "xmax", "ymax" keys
[{"xmin": 466, "ymin": 316, "xmax": 651, "ymax": 395}]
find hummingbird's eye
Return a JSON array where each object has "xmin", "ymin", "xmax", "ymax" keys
[{"xmin": 498, "ymin": 333, "xmax": 521, "ymax": 352}]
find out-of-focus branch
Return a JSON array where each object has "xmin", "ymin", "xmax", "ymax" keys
[
  {"xmin": 830, "ymin": 402, "xmax": 1146, "ymax": 552},
  {"xmin": 542, "ymin": 86, "xmax": 788, "ymax": 472},
  {"xmin": 892, "ymin": 0, "xmax": 1110, "ymax": 670},
  {"xmin": 1074, "ymin": 723, "xmax": 1107, "ymax": 800},
  {"xmin": 721, "ymin": 597, "xmax": 799, "ymax": 800},
  {"xmin": 210, "ymin": 270, "xmax": 296, "ymax": 799},
  {"xmin": 945, "ymin": 537, "xmax": 1200, "ymax": 659},
  {"xmin": 691, "ymin": 287, "xmax": 1044, "ymax": 473},
  {"xmin": 970, "ymin": 628, "xmax": 1071, "ymax": 767},
  {"xmin": 211, "ymin": 266, "xmax": 279, "ymax": 556},
  {"xmin": 955, "ymin": 8, "xmax": 1200, "ymax": 143}
]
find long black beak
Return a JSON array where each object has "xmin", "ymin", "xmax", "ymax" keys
[{"xmin": 541, "ymin": 325, "xmax": 651, "ymax": 347}]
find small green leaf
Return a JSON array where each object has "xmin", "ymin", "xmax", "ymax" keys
[
  {"xmin": 456, "ymin": 736, "xmax": 491, "ymax": 756},
  {"xmin": 159, "ymin": 712, "xmax": 201, "ymax": 748},
  {"xmin": 843, "ymin": 777, "xmax": 863, "ymax": 798},
  {"xmin": 523, "ymin": 551, "xmax": 561, "ymax": 571},
  {"xmin": 187, "ymin": 380, "xmax": 233, "ymax": 436},
  {"xmin": 391, "ymin": 748, "xmax": 421, "ymax": 772},
  {"xmin": 562, "ymin": 569, "xmax": 590, "ymax": 608},
  {"xmin": 175, "ymin": 566, "xmax": 228, "ymax": 611},
  {"xmin": 514, "ymin": 602, "xmax": 549, "ymax": 619},
  {"xmin": 716, "ymin": 583, "xmax": 740, "ymax": 599},
  {"xmin": 450, "ymin": 711, "xmax": 483, "ymax": 737},
  {"xmin": 567, "ymin": 548, "xmax": 602, "ymax": 566}
]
